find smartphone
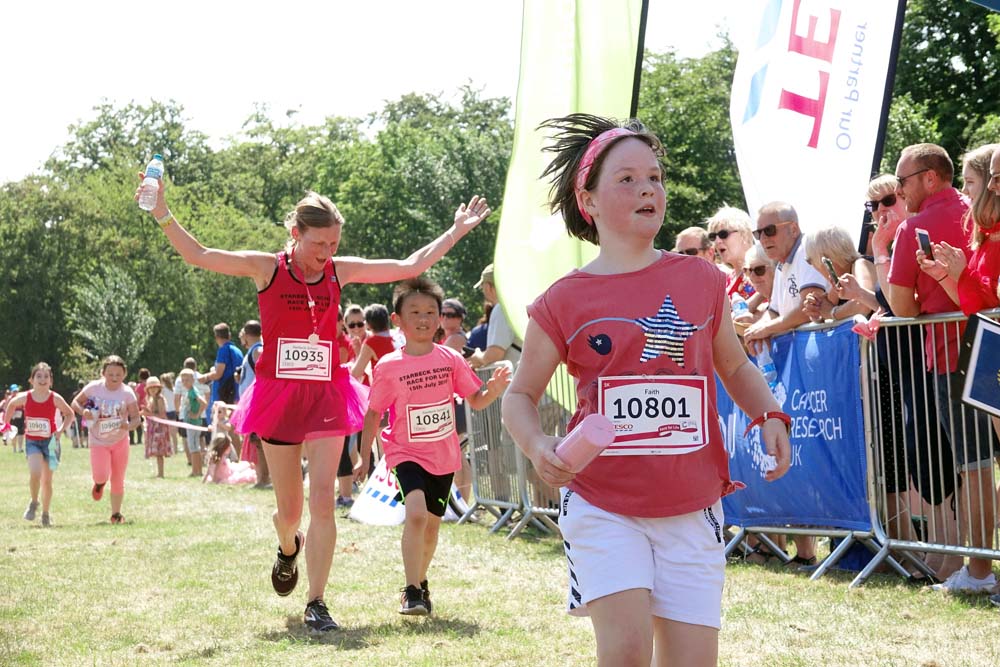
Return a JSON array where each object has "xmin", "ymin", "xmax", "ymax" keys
[
  {"xmin": 820, "ymin": 256, "xmax": 839, "ymax": 286},
  {"xmin": 915, "ymin": 228, "xmax": 933, "ymax": 260},
  {"xmin": 461, "ymin": 346, "xmax": 475, "ymax": 359}
]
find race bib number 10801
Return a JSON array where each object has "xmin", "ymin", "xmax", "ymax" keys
[{"xmin": 598, "ymin": 376, "xmax": 708, "ymax": 456}]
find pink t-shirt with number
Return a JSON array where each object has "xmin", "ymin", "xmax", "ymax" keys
[
  {"xmin": 82, "ymin": 380, "xmax": 137, "ymax": 447},
  {"xmin": 529, "ymin": 251, "xmax": 739, "ymax": 518},
  {"xmin": 368, "ymin": 344, "xmax": 483, "ymax": 475}
]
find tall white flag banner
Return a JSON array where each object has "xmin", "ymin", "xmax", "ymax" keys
[{"xmin": 730, "ymin": 0, "xmax": 903, "ymax": 237}]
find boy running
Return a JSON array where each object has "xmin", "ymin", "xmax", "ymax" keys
[{"xmin": 356, "ymin": 276, "xmax": 511, "ymax": 616}]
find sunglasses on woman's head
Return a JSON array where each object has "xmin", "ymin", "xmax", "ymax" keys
[
  {"xmin": 743, "ymin": 265, "xmax": 768, "ymax": 277},
  {"xmin": 752, "ymin": 221, "xmax": 792, "ymax": 240},
  {"xmin": 708, "ymin": 229, "xmax": 733, "ymax": 241},
  {"xmin": 864, "ymin": 193, "xmax": 896, "ymax": 213},
  {"xmin": 346, "ymin": 322, "xmax": 366, "ymax": 329}
]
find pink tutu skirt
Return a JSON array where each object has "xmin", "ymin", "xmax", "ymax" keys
[{"xmin": 230, "ymin": 365, "xmax": 368, "ymax": 444}]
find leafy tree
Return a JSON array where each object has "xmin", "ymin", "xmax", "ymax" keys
[
  {"xmin": 65, "ymin": 265, "xmax": 155, "ymax": 368},
  {"xmin": 894, "ymin": 0, "xmax": 1000, "ymax": 156},
  {"xmin": 636, "ymin": 41, "xmax": 746, "ymax": 248},
  {"xmin": 879, "ymin": 93, "xmax": 943, "ymax": 174}
]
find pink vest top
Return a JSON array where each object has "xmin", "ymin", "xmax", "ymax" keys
[{"xmin": 255, "ymin": 252, "xmax": 342, "ymax": 381}]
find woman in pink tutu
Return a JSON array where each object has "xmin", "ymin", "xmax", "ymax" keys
[
  {"xmin": 138, "ymin": 176, "xmax": 490, "ymax": 634},
  {"xmin": 203, "ymin": 433, "xmax": 257, "ymax": 485}
]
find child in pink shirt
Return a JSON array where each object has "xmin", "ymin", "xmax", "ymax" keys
[
  {"xmin": 502, "ymin": 114, "xmax": 792, "ymax": 666},
  {"xmin": 356, "ymin": 276, "xmax": 511, "ymax": 617}
]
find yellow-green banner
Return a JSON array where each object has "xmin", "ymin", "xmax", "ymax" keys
[{"xmin": 495, "ymin": 0, "xmax": 645, "ymax": 413}]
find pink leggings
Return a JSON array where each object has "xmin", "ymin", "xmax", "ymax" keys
[{"xmin": 90, "ymin": 437, "xmax": 130, "ymax": 495}]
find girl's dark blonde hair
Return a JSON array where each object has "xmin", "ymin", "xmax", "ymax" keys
[
  {"xmin": 207, "ymin": 433, "xmax": 231, "ymax": 466},
  {"xmin": 29, "ymin": 361, "xmax": 53, "ymax": 383},
  {"xmin": 284, "ymin": 191, "xmax": 344, "ymax": 251},
  {"xmin": 539, "ymin": 114, "xmax": 665, "ymax": 246},
  {"xmin": 960, "ymin": 143, "xmax": 1000, "ymax": 248},
  {"xmin": 101, "ymin": 355, "xmax": 127, "ymax": 374}
]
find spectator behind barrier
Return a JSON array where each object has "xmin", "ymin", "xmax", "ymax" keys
[
  {"xmin": 743, "ymin": 202, "xmax": 829, "ymax": 353},
  {"xmin": 439, "ymin": 298, "xmax": 469, "ymax": 352},
  {"xmin": 881, "ymin": 143, "xmax": 999, "ymax": 594},
  {"xmin": 706, "ymin": 205, "xmax": 756, "ymax": 300},
  {"xmin": 468, "ymin": 264, "xmax": 522, "ymax": 369},
  {"xmin": 802, "ymin": 226, "xmax": 875, "ymax": 322},
  {"xmin": 672, "ymin": 226, "xmax": 718, "ymax": 265},
  {"xmin": 918, "ymin": 143, "xmax": 1000, "ymax": 317},
  {"xmin": 737, "ymin": 244, "xmax": 776, "ymax": 329}
]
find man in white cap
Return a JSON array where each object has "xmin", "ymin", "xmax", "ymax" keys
[{"xmin": 469, "ymin": 263, "xmax": 522, "ymax": 369}]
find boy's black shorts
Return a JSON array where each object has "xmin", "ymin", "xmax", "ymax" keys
[{"xmin": 393, "ymin": 461, "xmax": 454, "ymax": 518}]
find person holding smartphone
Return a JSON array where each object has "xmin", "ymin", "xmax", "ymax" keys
[
  {"xmin": 881, "ymin": 143, "xmax": 1000, "ymax": 595},
  {"xmin": 801, "ymin": 226, "xmax": 876, "ymax": 322}
]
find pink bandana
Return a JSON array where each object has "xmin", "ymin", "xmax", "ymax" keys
[{"xmin": 574, "ymin": 128, "xmax": 636, "ymax": 224}]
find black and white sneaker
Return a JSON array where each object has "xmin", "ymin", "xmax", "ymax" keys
[
  {"xmin": 271, "ymin": 531, "xmax": 303, "ymax": 597},
  {"xmin": 304, "ymin": 598, "xmax": 339, "ymax": 633},
  {"xmin": 23, "ymin": 500, "xmax": 39, "ymax": 521},
  {"xmin": 420, "ymin": 579, "xmax": 432, "ymax": 615},
  {"xmin": 399, "ymin": 585, "xmax": 428, "ymax": 616}
]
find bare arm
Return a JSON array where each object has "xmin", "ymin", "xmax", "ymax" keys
[
  {"xmin": 350, "ymin": 345, "xmax": 376, "ymax": 381},
  {"xmin": 200, "ymin": 361, "xmax": 226, "ymax": 384},
  {"xmin": 500, "ymin": 320, "xmax": 574, "ymax": 488},
  {"xmin": 464, "ymin": 364, "xmax": 512, "ymax": 411},
  {"xmin": 336, "ymin": 196, "xmax": 490, "ymax": 286},
  {"xmin": 469, "ymin": 345, "xmax": 506, "ymax": 369},
  {"xmin": 3, "ymin": 393, "xmax": 25, "ymax": 422},
  {"xmin": 139, "ymin": 173, "xmax": 277, "ymax": 288},
  {"xmin": 713, "ymin": 306, "xmax": 790, "ymax": 481},
  {"xmin": 745, "ymin": 286, "xmax": 824, "ymax": 341},
  {"xmin": 53, "ymin": 394, "xmax": 74, "ymax": 435},
  {"xmin": 354, "ymin": 409, "xmax": 381, "ymax": 482}
]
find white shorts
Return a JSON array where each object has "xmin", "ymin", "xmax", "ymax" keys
[{"xmin": 559, "ymin": 488, "xmax": 726, "ymax": 629}]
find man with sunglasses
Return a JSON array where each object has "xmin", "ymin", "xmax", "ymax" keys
[
  {"xmin": 879, "ymin": 144, "xmax": 1000, "ymax": 594},
  {"xmin": 743, "ymin": 202, "xmax": 829, "ymax": 353},
  {"xmin": 672, "ymin": 226, "xmax": 720, "ymax": 265}
]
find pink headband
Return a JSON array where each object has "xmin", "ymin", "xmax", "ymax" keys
[{"xmin": 574, "ymin": 128, "xmax": 636, "ymax": 223}]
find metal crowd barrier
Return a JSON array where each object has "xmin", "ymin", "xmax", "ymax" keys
[
  {"xmin": 857, "ymin": 309, "xmax": 1000, "ymax": 584},
  {"xmin": 459, "ymin": 364, "xmax": 575, "ymax": 539}
]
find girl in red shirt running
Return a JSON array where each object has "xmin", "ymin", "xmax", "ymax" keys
[
  {"xmin": 139, "ymin": 175, "xmax": 489, "ymax": 634},
  {"xmin": 502, "ymin": 114, "xmax": 791, "ymax": 667},
  {"xmin": 4, "ymin": 362, "xmax": 74, "ymax": 527}
]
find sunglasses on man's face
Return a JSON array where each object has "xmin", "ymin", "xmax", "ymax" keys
[
  {"xmin": 677, "ymin": 248, "xmax": 701, "ymax": 256},
  {"xmin": 708, "ymin": 229, "xmax": 733, "ymax": 242},
  {"xmin": 743, "ymin": 265, "xmax": 768, "ymax": 277},
  {"xmin": 346, "ymin": 322, "xmax": 366, "ymax": 329},
  {"xmin": 864, "ymin": 193, "xmax": 897, "ymax": 214},
  {"xmin": 752, "ymin": 221, "xmax": 792, "ymax": 240}
]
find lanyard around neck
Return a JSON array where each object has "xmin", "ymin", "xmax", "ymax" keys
[{"xmin": 289, "ymin": 248, "xmax": 330, "ymax": 344}]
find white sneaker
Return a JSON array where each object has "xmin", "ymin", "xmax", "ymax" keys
[{"xmin": 930, "ymin": 566, "xmax": 997, "ymax": 593}]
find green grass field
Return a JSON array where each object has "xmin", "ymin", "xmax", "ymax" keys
[{"xmin": 1, "ymin": 441, "xmax": 998, "ymax": 666}]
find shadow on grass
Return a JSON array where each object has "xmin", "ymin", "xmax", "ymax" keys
[{"xmin": 259, "ymin": 613, "xmax": 483, "ymax": 649}]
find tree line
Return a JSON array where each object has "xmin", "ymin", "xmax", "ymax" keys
[{"xmin": 1, "ymin": 1, "xmax": 996, "ymax": 391}]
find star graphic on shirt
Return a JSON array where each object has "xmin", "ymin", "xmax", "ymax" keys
[
  {"xmin": 566, "ymin": 294, "xmax": 710, "ymax": 367},
  {"xmin": 633, "ymin": 295, "xmax": 700, "ymax": 365}
]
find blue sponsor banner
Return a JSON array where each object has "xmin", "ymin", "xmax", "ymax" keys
[{"xmin": 719, "ymin": 321, "xmax": 870, "ymax": 531}]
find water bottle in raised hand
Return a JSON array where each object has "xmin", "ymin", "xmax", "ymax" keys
[{"xmin": 138, "ymin": 154, "xmax": 164, "ymax": 211}]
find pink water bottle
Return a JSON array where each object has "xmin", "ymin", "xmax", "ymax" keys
[{"xmin": 555, "ymin": 413, "xmax": 616, "ymax": 473}]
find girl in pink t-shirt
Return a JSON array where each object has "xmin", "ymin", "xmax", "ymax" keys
[
  {"xmin": 501, "ymin": 114, "xmax": 793, "ymax": 666},
  {"xmin": 71, "ymin": 355, "xmax": 141, "ymax": 524},
  {"xmin": 356, "ymin": 277, "xmax": 510, "ymax": 617}
]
